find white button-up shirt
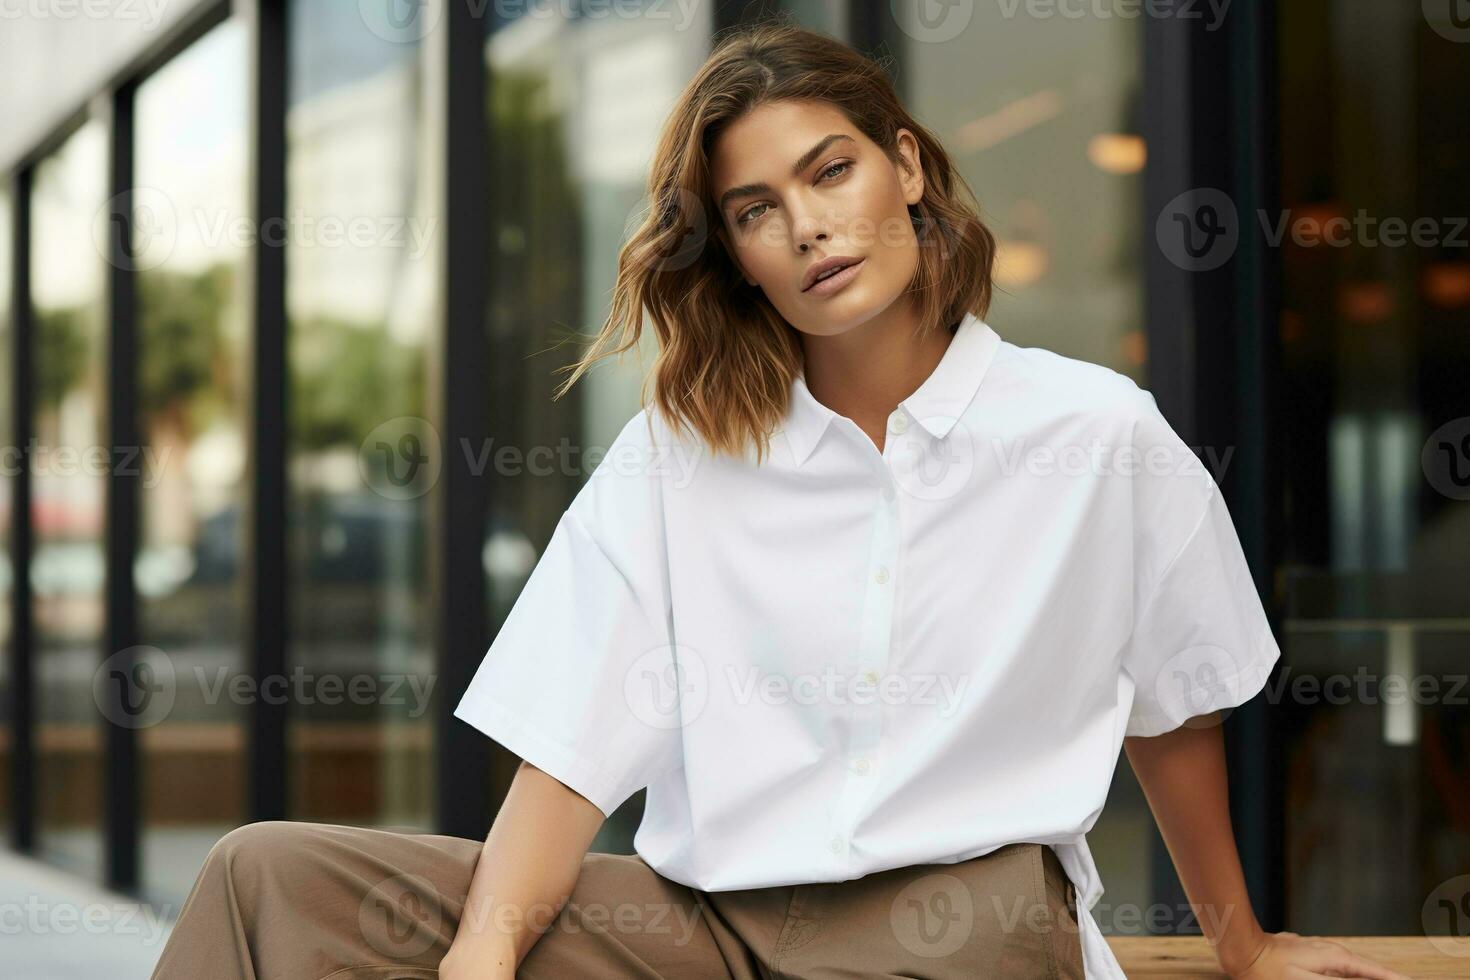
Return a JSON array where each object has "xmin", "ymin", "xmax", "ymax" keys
[{"xmin": 455, "ymin": 311, "xmax": 1281, "ymax": 980}]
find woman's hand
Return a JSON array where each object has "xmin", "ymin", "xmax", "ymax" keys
[{"xmin": 1225, "ymin": 930, "xmax": 1415, "ymax": 979}]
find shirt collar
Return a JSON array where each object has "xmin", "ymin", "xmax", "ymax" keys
[{"xmin": 779, "ymin": 311, "xmax": 1001, "ymax": 468}]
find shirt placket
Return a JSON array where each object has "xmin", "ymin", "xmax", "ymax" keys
[{"xmin": 823, "ymin": 406, "xmax": 908, "ymax": 867}]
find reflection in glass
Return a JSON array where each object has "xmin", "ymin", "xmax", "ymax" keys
[
  {"xmin": 481, "ymin": 4, "xmax": 712, "ymax": 853},
  {"xmin": 904, "ymin": 8, "xmax": 1144, "ymax": 376},
  {"xmin": 134, "ymin": 19, "xmax": 249, "ymax": 908},
  {"xmin": 1277, "ymin": 1, "xmax": 1470, "ymax": 933},
  {"xmin": 777, "ymin": 0, "xmax": 848, "ymax": 38},
  {"xmin": 30, "ymin": 118, "xmax": 108, "ymax": 879},
  {"xmin": 286, "ymin": 0, "xmax": 436, "ymax": 828}
]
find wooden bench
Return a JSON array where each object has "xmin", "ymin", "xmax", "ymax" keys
[{"xmin": 1110, "ymin": 935, "xmax": 1466, "ymax": 977}]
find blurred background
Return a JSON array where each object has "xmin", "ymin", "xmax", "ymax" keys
[{"xmin": 0, "ymin": 0, "xmax": 1468, "ymax": 976}]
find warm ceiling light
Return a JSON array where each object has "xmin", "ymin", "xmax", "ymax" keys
[
  {"xmin": 1087, "ymin": 133, "xmax": 1146, "ymax": 174},
  {"xmin": 1284, "ymin": 202, "xmax": 1344, "ymax": 247},
  {"xmin": 1120, "ymin": 329, "xmax": 1147, "ymax": 367},
  {"xmin": 993, "ymin": 239, "xmax": 1047, "ymax": 288},
  {"xmin": 1338, "ymin": 281, "xmax": 1393, "ymax": 323},
  {"xmin": 1280, "ymin": 310, "xmax": 1305, "ymax": 344},
  {"xmin": 1423, "ymin": 262, "xmax": 1470, "ymax": 308}
]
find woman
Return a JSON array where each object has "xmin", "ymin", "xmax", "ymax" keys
[{"xmin": 150, "ymin": 20, "xmax": 1407, "ymax": 980}]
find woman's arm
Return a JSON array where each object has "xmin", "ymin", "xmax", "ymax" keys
[
  {"xmin": 439, "ymin": 759, "xmax": 606, "ymax": 979},
  {"xmin": 1124, "ymin": 715, "xmax": 1267, "ymax": 973},
  {"xmin": 1125, "ymin": 713, "xmax": 1409, "ymax": 979}
]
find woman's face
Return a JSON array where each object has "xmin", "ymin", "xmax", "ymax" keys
[{"xmin": 709, "ymin": 99, "xmax": 925, "ymax": 337}]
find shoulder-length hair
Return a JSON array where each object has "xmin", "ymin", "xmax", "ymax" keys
[{"xmin": 553, "ymin": 17, "xmax": 997, "ymax": 465}]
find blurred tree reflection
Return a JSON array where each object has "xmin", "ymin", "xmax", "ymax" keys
[
  {"xmin": 292, "ymin": 316, "xmax": 425, "ymax": 451},
  {"xmin": 138, "ymin": 262, "xmax": 232, "ymax": 435}
]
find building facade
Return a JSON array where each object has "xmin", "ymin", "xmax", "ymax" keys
[{"xmin": 2, "ymin": 0, "xmax": 1468, "ymax": 942}]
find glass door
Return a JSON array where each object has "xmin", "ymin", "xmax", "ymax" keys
[{"xmin": 1277, "ymin": 0, "xmax": 1470, "ymax": 936}]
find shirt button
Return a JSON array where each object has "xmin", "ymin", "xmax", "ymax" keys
[
  {"xmin": 888, "ymin": 411, "xmax": 908, "ymax": 434},
  {"xmin": 828, "ymin": 835, "xmax": 844, "ymax": 854},
  {"xmin": 874, "ymin": 565, "xmax": 889, "ymax": 585},
  {"xmin": 853, "ymin": 757, "xmax": 871, "ymax": 775},
  {"xmin": 862, "ymin": 668, "xmax": 879, "ymax": 685}
]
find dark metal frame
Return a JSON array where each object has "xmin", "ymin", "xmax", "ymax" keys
[
  {"xmin": 6, "ymin": 168, "xmax": 35, "ymax": 855},
  {"xmin": 1141, "ymin": 0, "xmax": 1285, "ymax": 933},
  {"xmin": 1223, "ymin": 0, "xmax": 1285, "ymax": 935},
  {"xmin": 102, "ymin": 80, "xmax": 141, "ymax": 890},
  {"xmin": 431, "ymin": 0, "xmax": 497, "ymax": 839},
  {"xmin": 240, "ymin": 0, "xmax": 289, "ymax": 827},
  {"xmin": 847, "ymin": 1, "xmax": 908, "ymax": 101}
]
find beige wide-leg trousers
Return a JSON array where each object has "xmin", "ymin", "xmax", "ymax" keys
[{"xmin": 149, "ymin": 821, "xmax": 1085, "ymax": 980}]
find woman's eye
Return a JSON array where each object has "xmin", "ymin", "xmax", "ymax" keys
[
  {"xmin": 820, "ymin": 161, "xmax": 851, "ymax": 180},
  {"xmin": 738, "ymin": 202, "xmax": 770, "ymax": 225}
]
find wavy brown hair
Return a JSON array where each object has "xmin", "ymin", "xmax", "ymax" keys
[{"xmin": 552, "ymin": 17, "xmax": 997, "ymax": 465}]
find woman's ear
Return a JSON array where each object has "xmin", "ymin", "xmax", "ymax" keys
[{"xmin": 895, "ymin": 128, "xmax": 925, "ymax": 208}]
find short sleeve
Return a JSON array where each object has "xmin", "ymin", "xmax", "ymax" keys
[
  {"xmin": 1120, "ymin": 390, "xmax": 1281, "ymax": 738},
  {"xmin": 452, "ymin": 412, "xmax": 683, "ymax": 816}
]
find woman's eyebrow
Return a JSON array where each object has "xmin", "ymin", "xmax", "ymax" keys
[{"xmin": 717, "ymin": 133, "xmax": 857, "ymax": 212}]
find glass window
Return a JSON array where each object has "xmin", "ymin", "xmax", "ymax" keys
[
  {"xmin": 902, "ymin": 6, "xmax": 1144, "ymax": 376},
  {"xmin": 286, "ymin": 0, "xmax": 436, "ymax": 829},
  {"xmin": 777, "ymin": 0, "xmax": 848, "ymax": 38},
  {"xmin": 30, "ymin": 118, "xmax": 109, "ymax": 879},
  {"xmin": 133, "ymin": 18, "xmax": 250, "ymax": 908},
  {"xmin": 900, "ymin": 3, "xmax": 1152, "ymax": 926},
  {"xmin": 481, "ymin": 2, "xmax": 713, "ymax": 852},
  {"xmin": 1277, "ymin": 1, "xmax": 1470, "ymax": 934}
]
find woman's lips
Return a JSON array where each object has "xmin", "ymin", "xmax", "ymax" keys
[{"xmin": 804, "ymin": 258, "xmax": 866, "ymax": 297}]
